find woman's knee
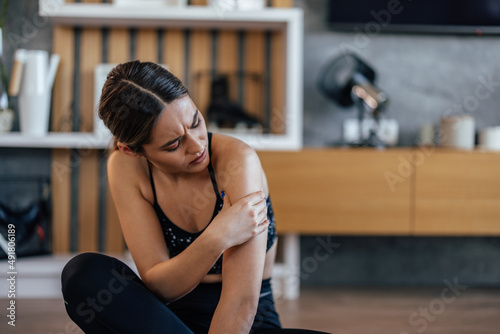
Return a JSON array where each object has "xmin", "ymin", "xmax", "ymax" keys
[{"xmin": 61, "ymin": 252, "xmax": 134, "ymax": 298}]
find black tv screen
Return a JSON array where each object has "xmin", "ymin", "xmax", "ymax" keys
[{"xmin": 327, "ymin": 0, "xmax": 500, "ymax": 34}]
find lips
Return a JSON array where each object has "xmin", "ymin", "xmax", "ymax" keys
[{"xmin": 190, "ymin": 148, "xmax": 207, "ymax": 165}]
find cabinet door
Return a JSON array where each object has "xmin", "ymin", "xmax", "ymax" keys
[
  {"xmin": 258, "ymin": 149, "xmax": 412, "ymax": 235},
  {"xmin": 414, "ymin": 150, "xmax": 500, "ymax": 235}
]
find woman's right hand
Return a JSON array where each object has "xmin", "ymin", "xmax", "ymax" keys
[{"xmin": 209, "ymin": 190, "xmax": 269, "ymax": 251}]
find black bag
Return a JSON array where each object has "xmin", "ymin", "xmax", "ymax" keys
[{"xmin": 0, "ymin": 199, "xmax": 51, "ymax": 258}]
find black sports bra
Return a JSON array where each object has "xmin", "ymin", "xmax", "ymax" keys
[{"xmin": 148, "ymin": 132, "xmax": 277, "ymax": 275}]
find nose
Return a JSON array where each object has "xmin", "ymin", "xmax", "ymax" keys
[{"xmin": 185, "ymin": 132, "xmax": 204, "ymax": 154}]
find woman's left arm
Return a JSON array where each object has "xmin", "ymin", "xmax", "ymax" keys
[{"xmin": 209, "ymin": 139, "xmax": 269, "ymax": 334}]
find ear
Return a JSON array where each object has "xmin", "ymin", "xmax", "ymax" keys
[{"xmin": 117, "ymin": 142, "xmax": 142, "ymax": 158}]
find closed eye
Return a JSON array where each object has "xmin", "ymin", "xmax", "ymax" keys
[{"xmin": 164, "ymin": 110, "xmax": 201, "ymax": 153}]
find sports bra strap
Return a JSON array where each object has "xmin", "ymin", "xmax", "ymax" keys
[
  {"xmin": 207, "ymin": 132, "xmax": 221, "ymax": 197},
  {"xmin": 147, "ymin": 161, "xmax": 158, "ymax": 204}
]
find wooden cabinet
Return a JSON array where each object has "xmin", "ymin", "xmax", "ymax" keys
[
  {"xmin": 414, "ymin": 150, "xmax": 500, "ymax": 235},
  {"xmin": 258, "ymin": 149, "xmax": 412, "ymax": 235},
  {"xmin": 258, "ymin": 148, "xmax": 500, "ymax": 236}
]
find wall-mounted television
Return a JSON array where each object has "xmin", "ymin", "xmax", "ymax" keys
[{"xmin": 327, "ymin": 0, "xmax": 500, "ymax": 35}]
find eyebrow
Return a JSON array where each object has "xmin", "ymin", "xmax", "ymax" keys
[{"xmin": 160, "ymin": 110, "xmax": 199, "ymax": 149}]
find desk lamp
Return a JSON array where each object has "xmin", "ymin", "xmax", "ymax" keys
[{"xmin": 318, "ymin": 52, "xmax": 389, "ymax": 147}]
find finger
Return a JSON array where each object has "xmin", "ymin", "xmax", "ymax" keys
[
  {"xmin": 242, "ymin": 190, "xmax": 266, "ymax": 206},
  {"xmin": 256, "ymin": 205, "xmax": 268, "ymax": 222},
  {"xmin": 256, "ymin": 219, "xmax": 270, "ymax": 235}
]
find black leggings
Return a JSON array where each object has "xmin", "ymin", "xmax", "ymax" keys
[{"xmin": 61, "ymin": 253, "xmax": 330, "ymax": 334}]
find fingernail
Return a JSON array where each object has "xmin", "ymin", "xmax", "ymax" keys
[{"xmin": 221, "ymin": 191, "xmax": 225, "ymax": 199}]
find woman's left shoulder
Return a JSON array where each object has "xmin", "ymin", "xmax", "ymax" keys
[{"xmin": 210, "ymin": 133, "xmax": 260, "ymax": 167}]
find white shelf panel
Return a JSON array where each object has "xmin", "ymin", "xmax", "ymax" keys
[
  {"xmin": 0, "ymin": 132, "xmax": 300, "ymax": 150},
  {"xmin": 0, "ymin": 132, "xmax": 113, "ymax": 149},
  {"xmin": 41, "ymin": 1, "xmax": 301, "ymax": 30}
]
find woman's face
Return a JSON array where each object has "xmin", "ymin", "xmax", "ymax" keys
[{"xmin": 142, "ymin": 95, "xmax": 210, "ymax": 174}]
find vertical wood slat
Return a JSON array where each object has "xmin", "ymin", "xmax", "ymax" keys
[
  {"xmin": 109, "ymin": 29, "xmax": 130, "ymax": 63},
  {"xmin": 162, "ymin": 30, "xmax": 186, "ymax": 82},
  {"xmin": 270, "ymin": 0, "xmax": 294, "ymax": 7},
  {"xmin": 77, "ymin": 24, "xmax": 102, "ymax": 252},
  {"xmin": 51, "ymin": 26, "xmax": 75, "ymax": 253},
  {"xmin": 217, "ymin": 31, "xmax": 239, "ymax": 102},
  {"xmin": 105, "ymin": 27, "xmax": 132, "ymax": 253},
  {"xmin": 51, "ymin": 150, "xmax": 72, "ymax": 253},
  {"xmin": 136, "ymin": 29, "xmax": 159, "ymax": 63},
  {"xmin": 270, "ymin": 31, "xmax": 285, "ymax": 134},
  {"xmin": 190, "ymin": 30, "xmax": 212, "ymax": 117},
  {"xmin": 189, "ymin": 0, "xmax": 207, "ymax": 5},
  {"xmin": 244, "ymin": 32, "xmax": 265, "ymax": 124},
  {"xmin": 270, "ymin": 0, "xmax": 291, "ymax": 134}
]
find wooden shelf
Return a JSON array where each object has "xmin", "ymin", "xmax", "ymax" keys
[
  {"xmin": 0, "ymin": 132, "xmax": 112, "ymax": 149},
  {"xmin": 41, "ymin": 1, "xmax": 301, "ymax": 30}
]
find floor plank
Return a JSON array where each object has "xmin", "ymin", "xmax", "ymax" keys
[{"xmin": 0, "ymin": 287, "xmax": 499, "ymax": 333}]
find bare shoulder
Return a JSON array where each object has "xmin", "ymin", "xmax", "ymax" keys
[
  {"xmin": 210, "ymin": 133, "xmax": 260, "ymax": 168},
  {"xmin": 107, "ymin": 150, "xmax": 153, "ymax": 202},
  {"xmin": 210, "ymin": 133, "xmax": 268, "ymax": 195},
  {"xmin": 108, "ymin": 149, "xmax": 144, "ymax": 178}
]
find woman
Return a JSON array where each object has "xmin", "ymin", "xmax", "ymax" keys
[{"xmin": 61, "ymin": 61, "xmax": 329, "ymax": 334}]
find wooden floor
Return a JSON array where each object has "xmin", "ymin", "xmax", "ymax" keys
[{"xmin": 1, "ymin": 287, "xmax": 499, "ymax": 333}]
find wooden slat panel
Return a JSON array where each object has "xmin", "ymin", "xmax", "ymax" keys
[
  {"xmin": 52, "ymin": 27, "xmax": 74, "ymax": 132},
  {"xmin": 51, "ymin": 26, "xmax": 75, "ymax": 253},
  {"xmin": 105, "ymin": 172, "xmax": 123, "ymax": 252},
  {"xmin": 104, "ymin": 28, "xmax": 131, "ymax": 253},
  {"xmin": 189, "ymin": 30, "xmax": 212, "ymax": 117},
  {"xmin": 414, "ymin": 150, "xmax": 500, "ymax": 235},
  {"xmin": 217, "ymin": 30, "xmax": 238, "ymax": 102},
  {"xmin": 190, "ymin": 0, "xmax": 207, "ymax": 5},
  {"xmin": 258, "ymin": 149, "xmax": 412, "ymax": 235},
  {"xmin": 270, "ymin": 30, "xmax": 286, "ymax": 134},
  {"xmin": 270, "ymin": 0, "xmax": 294, "ymax": 7},
  {"xmin": 270, "ymin": 0, "xmax": 291, "ymax": 133},
  {"xmin": 162, "ymin": 29, "xmax": 186, "ymax": 82},
  {"xmin": 109, "ymin": 28, "xmax": 130, "ymax": 64},
  {"xmin": 244, "ymin": 31, "xmax": 265, "ymax": 124},
  {"xmin": 136, "ymin": 29, "xmax": 159, "ymax": 63},
  {"xmin": 51, "ymin": 150, "xmax": 72, "ymax": 253},
  {"xmin": 79, "ymin": 28, "xmax": 102, "ymax": 133},
  {"xmin": 77, "ymin": 24, "xmax": 103, "ymax": 252},
  {"xmin": 77, "ymin": 150, "xmax": 101, "ymax": 251}
]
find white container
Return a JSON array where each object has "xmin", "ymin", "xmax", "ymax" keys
[
  {"xmin": 17, "ymin": 50, "xmax": 60, "ymax": 137},
  {"xmin": 478, "ymin": 126, "xmax": 500, "ymax": 151},
  {"xmin": 439, "ymin": 114, "xmax": 475, "ymax": 150},
  {"xmin": 342, "ymin": 118, "xmax": 399, "ymax": 146},
  {"xmin": 418, "ymin": 123, "xmax": 435, "ymax": 146}
]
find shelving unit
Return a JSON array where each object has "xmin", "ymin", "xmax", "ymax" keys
[
  {"xmin": 38, "ymin": 0, "xmax": 304, "ymax": 151},
  {"xmin": 2, "ymin": 0, "xmax": 305, "ymax": 300}
]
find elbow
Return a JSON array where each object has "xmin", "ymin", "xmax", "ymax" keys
[
  {"xmin": 142, "ymin": 269, "xmax": 159, "ymax": 294},
  {"xmin": 142, "ymin": 269, "xmax": 169, "ymax": 302},
  {"xmin": 142, "ymin": 268, "xmax": 186, "ymax": 303}
]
